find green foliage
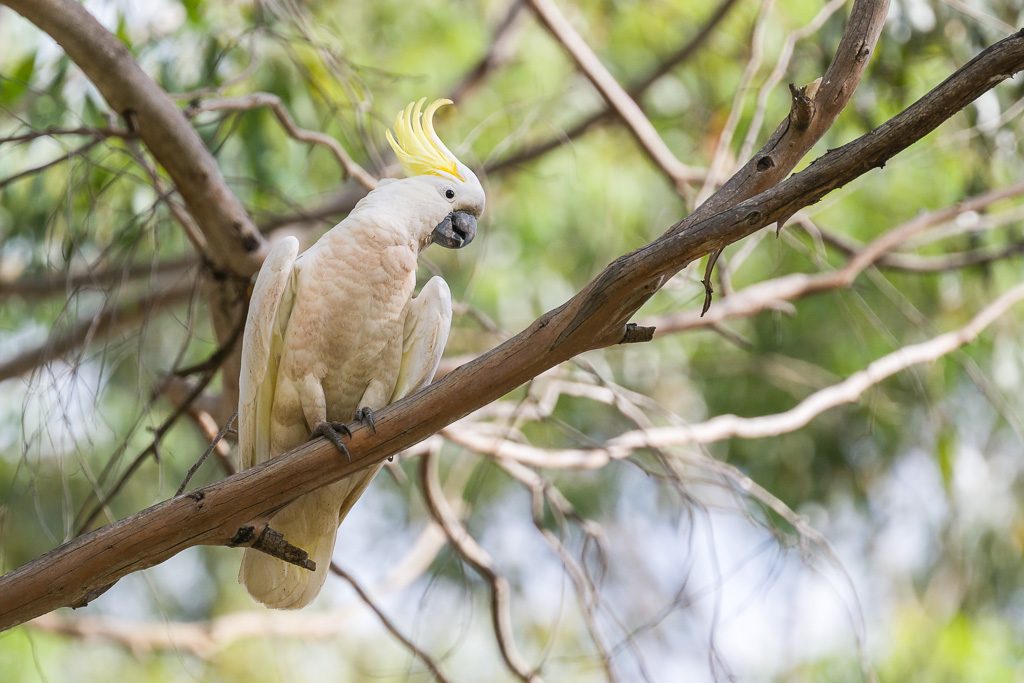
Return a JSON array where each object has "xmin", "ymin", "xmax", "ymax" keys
[{"xmin": 2, "ymin": 0, "xmax": 1024, "ymax": 680}]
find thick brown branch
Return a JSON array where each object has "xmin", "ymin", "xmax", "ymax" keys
[
  {"xmin": 1, "ymin": 0, "xmax": 266, "ymax": 277},
  {"xmin": 680, "ymin": 0, "xmax": 890, "ymax": 228},
  {"xmin": 0, "ymin": 21, "xmax": 1020, "ymax": 634}
]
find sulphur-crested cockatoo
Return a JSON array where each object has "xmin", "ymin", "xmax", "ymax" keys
[{"xmin": 237, "ymin": 98, "xmax": 484, "ymax": 609}]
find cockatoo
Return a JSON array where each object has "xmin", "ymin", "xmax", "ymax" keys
[{"xmin": 237, "ymin": 98, "xmax": 484, "ymax": 609}]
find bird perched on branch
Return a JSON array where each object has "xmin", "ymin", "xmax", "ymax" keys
[{"xmin": 237, "ymin": 98, "xmax": 484, "ymax": 609}]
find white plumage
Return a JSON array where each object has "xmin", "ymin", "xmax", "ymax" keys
[{"xmin": 237, "ymin": 99, "xmax": 484, "ymax": 609}]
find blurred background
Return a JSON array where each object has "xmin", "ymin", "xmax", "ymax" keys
[{"xmin": 2, "ymin": 0, "xmax": 1024, "ymax": 680}]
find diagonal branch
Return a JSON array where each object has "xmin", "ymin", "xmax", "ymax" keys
[
  {"xmin": 448, "ymin": 0, "xmax": 527, "ymax": 102},
  {"xmin": 642, "ymin": 178, "xmax": 1024, "ymax": 336},
  {"xmin": 1, "ymin": 14, "xmax": 1020, "ymax": 634},
  {"xmin": 487, "ymin": 0, "xmax": 739, "ymax": 174},
  {"xmin": 526, "ymin": 0, "xmax": 704, "ymax": 193},
  {"xmin": 329, "ymin": 562, "xmax": 454, "ymax": 683}
]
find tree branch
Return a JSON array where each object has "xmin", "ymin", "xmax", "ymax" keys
[
  {"xmin": 329, "ymin": 563, "xmax": 454, "ymax": 683},
  {"xmin": 526, "ymin": 0, "xmax": 704, "ymax": 194},
  {"xmin": 1, "ymin": 17, "xmax": 1020, "ymax": 634},
  {"xmin": 420, "ymin": 450, "xmax": 539, "ymax": 682},
  {"xmin": 0, "ymin": 281, "xmax": 194, "ymax": 384},
  {"xmin": 642, "ymin": 178, "xmax": 1024, "ymax": 336},
  {"xmin": 441, "ymin": 280, "xmax": 1024, "ymax": 467},
  {"xmin": 192, "ymin": 93, "xmax": 377, "ymax": 191},
  {"xmin": 487, "ymin": 0, "xmax": 738, "ymax": 174},
  {"xmin": 1, "ymin": 0, "xmax": 267, "ymax": 277}
]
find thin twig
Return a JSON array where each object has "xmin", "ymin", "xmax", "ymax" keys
[
  {"xmin": 448, "ymin": 0, "xmax": 526, "ymax": 102},
  {"xmin": 695, "ymin": 0, "xmax": 777, "ymax": 206},
  {"xmin": 192, "ymin": 92, "xmax": 377, "ymax": 190},
  {"xmin": 0, "ymin": 282, "xmax": 194, "ymax": 384},
  {"xmin": 0, "ymin": 126, "xmax": 132, "ymax": 144},
  {"xmin": 487, "ymin": 0, "xmax": 738, "ymax": 174},
  {"xmin": 329, "ymin": 563, "xmax": 454, "ymax": 683},
  {"xmin": 0, "ymin": 139, "xmax": 102, "ymax": 191},
  {"xmin": 420, "ymin": 450, "xmax": 541, "ymax": 682},
  {"xmin": 526, "ymin": 0, "xmax": 703, "ymax": 195},
  {"xmin": 176, "ymin": 410, "xmax": 238, "ymax": 496}
]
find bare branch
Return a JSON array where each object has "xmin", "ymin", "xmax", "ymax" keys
[
  {"xmin": 0, "ymin": 257, "xmax": 192, "ymax": 300},
  {"xmin": 620, "ymin": 281, "xmax": 1024, "ymax": 448},
  {"xmin": 177, "ymin": 411, "xmax": 238, "ymax": 496},
  {"xmin": 0, "ymin": 282, "xmax": 194, "ymax": 384},
  {"xmin": 448, "ymin": 0, "xmax": 526, "ymax": 102},
  {"xmin": 446, "ymin": 279, "xmax": 1024, "ymax": 470},
  {"xmin": 1, "ymin": 0, "xmax": 267, "ymax": 277},
  {"xmin": 695, "ymin": 0, "xmax": 776, "ymax": 207},
  {"xmin": 232, "ymin": 524, "xmax": 316, "ymax": 571},
  {"xmin": 329, "ymin": 563, "xmax": 454, "ymax": 683},
  {"xmin": 680, "ymin": 0, "xmax": 889, "ymax": 229},
  {"xmin": 73, "ymin": 312, "xmax": 247, "ymax": 534},
  {"xmin": 420, "ymin": 450, "xmax": 540, "ymax": 682},
  {"xmin": 193, "ymin": 93, "xmax": 377, "ymax": 191},
  {"xmin": 0, "ymin": 139, "xmax": 106, "ymax": 192},
  {"xmin": 0, "ymin": 125, "xmax": 133, "ymax": 143},
  {"xmin": 487, "ymin": 0, "xmax": 738, "ymax": 174},
  {"xmin": 643, "ymin": 178, "xmax": 1024, "ymax": 335},
  {"xmin": 28, "ymin": 609, "xmax": 370, "ymax": 658},
  {"xmin": 525, "ymin": 0, "xmax": 704, "ymax": 194}
]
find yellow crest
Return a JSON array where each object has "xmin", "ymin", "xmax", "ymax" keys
[{"xmin": 386, "ymin": 98, "xmax": 465, "ymax": 182}]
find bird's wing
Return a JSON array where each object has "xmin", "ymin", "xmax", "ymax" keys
[
  {"xmin": 238, "ymin": 236, "xmax": 300, "ymax": 469},
  {"xmin": 391, "ymin": 275, "xmax": 453, "ymax": 402}
]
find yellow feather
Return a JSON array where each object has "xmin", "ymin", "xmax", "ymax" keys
[{"xmin": 386, "ymin": 98, "xmax": 465, "ymax": 181}]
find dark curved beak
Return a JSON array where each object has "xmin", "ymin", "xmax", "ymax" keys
[{"xmin": 432, "ymin": 210, "xmax": 477, "ymax": 249}]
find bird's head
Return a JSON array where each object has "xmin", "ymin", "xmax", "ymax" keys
[{"xmin": 385, "ymin": 98, "xmax": 484, "ymax": 250}]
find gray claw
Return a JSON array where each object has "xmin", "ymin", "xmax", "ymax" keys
[
  {"xmin": 354, "ymin": 407, "xmax": 376, "ymax": 434},
  {"xmin": 311, "ymin": 421, "xmax": 352, "ymax": 463}
]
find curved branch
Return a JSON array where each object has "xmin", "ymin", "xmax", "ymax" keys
[
  {"xmin": 419, "ymin": 450, "xmax": 539, "ymax": 682},
  {"xmin": 1, "ymin": 0, "xmax": 267, "ymax": 277},
  {"xmin": 443, "ymin": 280, "xmax": 1024, "ymax": 467},
  {"xmin": 1, "ymin": 20, "xmax": 1021, "ymax": 634},
  {"xmin": 193, "ymin": 93, "xmax": 377, "ymax": 191}
]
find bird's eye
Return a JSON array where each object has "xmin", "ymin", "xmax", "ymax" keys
[{"xmin": 444, "ymin": 189, "xmax": 456, "ymax": 200}]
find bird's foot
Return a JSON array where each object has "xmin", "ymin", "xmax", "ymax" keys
[
  {"xmin": 354, "ymin": 407, "xmax": 376, "ymax": 434},
  {"xmin": 311, "ymin": 421, "xmax": 353, "ymax": 463}
]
